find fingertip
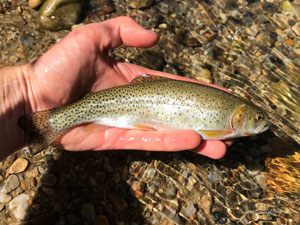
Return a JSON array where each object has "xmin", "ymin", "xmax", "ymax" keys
[
  {"xmin": 192, "ymin": 140, "xmax": 227, "ymax": 159},
  {"xmin": 117, "ymin": 16, "xmax": 159, "ymax": 48}
]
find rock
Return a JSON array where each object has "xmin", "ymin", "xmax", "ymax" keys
[
  {"xmin": 25, "ymin": 167, "xmax": 39, "ymax": 178},
  {"xmin": 0, "ymin": 193, "xmax": 12, "ymax": 203},
  {"xmin": 8, "ymin": 158, "xmax": 29, "ymax": 174},
  {"xmin": 19, "ymin": 35, "xmax": 35, "ymax": 48},
  {"xmin": 81, "ymin": 203, "xmax": 96, "ymax": 222},
  {"xmin": 128, "ymin": 0, "xmax": 153, "ymax": 9},
  {"xmin": 29, "ymin": 0, "xmax": 44, "ymax": 9},
  {"xmin": 130, "ymin": 181, "xmax": 145, "ymax": 198},
  {"xmin": 2, "ymin": 175, "xmax": 20, "ymax": 194},
  {"xmin": 0, "ymin": 203, "xmax": 4, "ymax": 212},
  {"xmin": 107, "ymin": 193, "xmax": 128, "ymax": 214},
  {"xmin": 159, "ymin": 23, "xmax": 168, "ymax": 29},
  {"xmin": 39, "ymin": 173, "xmax": 57, "ymax": 186},
  {"xmin": 38, "ymin": 0, "xmax": 83, "ymax": 31},
  {"xmin": 292, "ymin": 22, "xmax": 300, "ymax": 36},
  {"xmin": 1, "ymin": 154, "xmax": 15, "ymax": 170},
  {"xmin": 0, "ymin": 14, "xmax": 26, "ymax": 25},
  {"xmin": 198, "ymin": 194, "xmax": 212, "ymax": 215},
  {"xmin": 281, "ymin": 1, "xmax": 300, "ymax": 20},
  {"xmin": 165, "ymin": 186, "xmax": 177, "ymax": 199},
  {"xmin": 183, "ymin": 31, "xmax": 202, "ymax": 47},
  {"xmin": 180, "ymin": 203, "xmax": 196, "ymax": 218},
  {"xmin": 88, "ymin": 176, "xmax": 97, "ymax": 188},
  {"xmin": 42, "ymin": 186, "xmax": 55, "ymax": 196},
  {"xmin": 8, "ymin": 194, "xmax": 30, "ymax": 220},
  {"xmin": 31, "ymin": 212, "xmax": 57, "ymax": 225},
  {"xmin": 93, "ymin": 215, "xmax": 109, "ymax": 225}
]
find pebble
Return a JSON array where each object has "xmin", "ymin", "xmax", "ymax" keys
[
  {"xmin": 128, "ymin": 0, "xmax": 153, "ymax": 9},
  {"xmin": 0, "ymin": 193, "xmax": 12, "ymax": 203},
  {"xmin": 159, "ymin": 23, "xmax": 168, "ymax": 29},
  {"xmin": 81, "ymin": 203, "xmax": 96, "ymax": 222},
  {"xmin": 29, "ymin": 0, "xmax": 44, "ymax": 9},
  {"xmin": 8, "ymin": 158, "xmax": 29, "ymax": 174},
  {"xmin": 2, "ymin": 154, "xmax": 15, "ymax": 170},
  {"xmin": 165, "ymin": 186, "xmax": 177, "ymax": 199},
  {"xmin": 8, "ymin": 193, "xmax": 30, "ymax": 220},
  {"xmin": 130, "ymin": 181, "xmax": 145, "ymax": 198},
  {"xmin": 39, "ymin": 173, "xmax": 57, "ymax": 186},
  {"xmin": 2, "ymin": 175, "xmax": 20, "ymax": 194},
  {"xmin": 198, "ymin": 194, "xmax": 212, "ymax": 215},
  {"xmin": 0, "ymin": 203, "xmax": 4, "ymax": 212},
  {"xmin": 25, "ymin": 167, "xmax": 39, "ymax": 178},
  {"xmin": 94, "ymin": 171, "xmax": 106, "ymax": 183},
  {"xmin": 107, "ymin": 194, "xmax": 128, "ymax": 214},
  {"xmin": 93, "ymin": 215, "xmax": 109, "ymax": 225},
  {"xmin": 180, "ymin": 203, "xmax": 196, "ymax": 218}
]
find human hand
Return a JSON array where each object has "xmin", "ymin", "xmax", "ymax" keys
[{"xmin": 7, "ymin": 16, "xmax": 230, "ymax": 159}]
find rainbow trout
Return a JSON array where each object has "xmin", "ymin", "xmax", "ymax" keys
[{"xmin": 19, "ymin": 74, "xmax": 269, "ymax": 154}]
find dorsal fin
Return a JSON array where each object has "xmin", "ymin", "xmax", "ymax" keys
[{"xmin": 130, "ymin": 74, "xmax": 166, "ymax": 84}]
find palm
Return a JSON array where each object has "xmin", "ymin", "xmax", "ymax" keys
[{"xmin": 25, "ymin": 17, "xmax": 227, "ymax": 159}]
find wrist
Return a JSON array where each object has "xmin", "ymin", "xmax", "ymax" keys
[{"xmin": 0, "ymin": 64, "xmax": 32, "ymax": 159}]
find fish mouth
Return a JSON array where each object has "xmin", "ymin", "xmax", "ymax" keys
[{"xmin": 255, "ymin": 123, "xmax": 269, "ymax": 134}]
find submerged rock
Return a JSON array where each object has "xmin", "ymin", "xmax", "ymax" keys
[{"xmin": 38, "ymin": 0, "xmax": 83, "ymax": 31}]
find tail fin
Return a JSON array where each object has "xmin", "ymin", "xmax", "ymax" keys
[{"xmin": 18, "ymin": 110, "xmax": 62, "ymax": 155}]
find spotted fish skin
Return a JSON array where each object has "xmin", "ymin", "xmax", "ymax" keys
[{"xmin": 19, "ymin": 74, "xmax": 268, "ymax": 154}]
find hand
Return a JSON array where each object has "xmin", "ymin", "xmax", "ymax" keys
[{"xmin": 1, "ymin": 16, "xmax": 229, "ymax": 160}]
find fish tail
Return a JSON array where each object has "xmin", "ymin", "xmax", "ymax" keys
[{"xmin": 18, "ymin": 110, "xmax": 62, "ymax": 155}]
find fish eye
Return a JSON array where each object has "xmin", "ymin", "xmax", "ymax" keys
[{"xmin": 255, "ymin": 112, "xmax": 264, "ymax": 121}]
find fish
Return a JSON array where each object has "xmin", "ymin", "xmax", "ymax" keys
[{"xmin": 18, "ymin": 74, "xmax": 269, "ymax": 154}]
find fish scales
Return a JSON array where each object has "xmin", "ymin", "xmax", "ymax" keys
[
  {"xmin": 51, "ymin": 78, "xmax": 236, "ymax": 132},
  {"xmin": 19, "ymin": 74, "xmax": 268, "ymax": 154}
]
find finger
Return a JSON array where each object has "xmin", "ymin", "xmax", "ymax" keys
[
  {"xmin": 73, "ymin": 16, "xmax": 159, "ymax": 51},
  {"xmin": 105, "ymin": 129, "xmax": 201, "ymax": 151},
  {"xmin": 191, "ymin": 140, "xmax": 227, "ymax": 159},
  {"xmin": 115, "ymin": 62, "xmax": 231, "ymax": 93},
  {"xmin": 58, "ymin": 125, "xmax": 201, "ymax": 152}
]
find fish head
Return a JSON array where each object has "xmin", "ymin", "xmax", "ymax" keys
[{"xmin": 231, "ymin": 104, "xmax": 269, "ymax": 137}]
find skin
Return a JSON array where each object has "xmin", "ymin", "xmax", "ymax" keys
[{"xmin": 0, "ymin": 16, "xmax": 230, "ymax": 160}]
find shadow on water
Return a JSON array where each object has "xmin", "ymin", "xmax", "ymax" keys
[
  {"xmin": 25, "ymin": 150, "xmax": 149, "ymax": 225},
  {"xmin": 23, "ymin": 130, "xmax": 300, "ymax": 225}
]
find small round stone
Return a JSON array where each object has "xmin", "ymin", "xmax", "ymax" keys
[
  {"xmin": 8, "ymin": 158, "xmax": 29, "ymax": 174},
  {"xmin": 29, "ymin": 0, "xmax": 44, "ymax": 9}
]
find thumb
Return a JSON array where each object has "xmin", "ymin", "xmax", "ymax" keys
[{"xmin": 75, "ymin": 16, "xmax": 159, "ymax": 51}]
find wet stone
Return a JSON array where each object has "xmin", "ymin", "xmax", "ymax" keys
[
  {"xmin": 38, "ymin": 0, "xmax": 83, "ymax": 31},
  {"xmin": 130, "ymin": 181, "xmax": 145, "ymax": 198},
  {"xmin": 29, "ymin": 0, "xmax": 43, "ymax": 9},
  {"xmin": 181, "ymin": 203, "xmax": 196, "ymax": 218},
  {"xmin": 128, "ymin": 0, "xmax": 153, "ymax": 9},
  {"xmin": 198, "ymin": 194, "xmax": 212, "ymax": 215},
  {"xmin": 107, "ymin": 193, "xmax": 128, "ymax": 214},
  {"xmin": 165, "ymin": 186, "xmax": 177, "ymax": 199},
  {"xmin": 8, "ymin": 158, "xmax": 29, "ymax": 174},
  {"xmin": 2, "ymin": 175, "xmax": 20, "ymax": 194},
  {"xmin": 93, "ymin": 215, "xmax": 109, "ymax": 225},
  {"xmin": 94, "ymin": 171, "xmax": 106, "ymax": 183},
  {"xmin": 8, "ymin": 193, "xmax": 30, "ymax": 220},
  {"xmin": 39, "ymin": 173, "xmax": 57, "ymax": 186},
  {"xmin": 0, "ymin": 203, "xmax": 4, "ymax": 212},
  {"xmin": 0, "ymin": 193, "xmax": 12, "ymax": 203},
  {"xmin": 81, "ymin": 203, "xmax": 96, "ymax": 222}
]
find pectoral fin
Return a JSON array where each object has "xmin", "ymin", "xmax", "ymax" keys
[
  {"xmin": 133, "ymin": 124, "xmax": 157, "ymax": 131},
  {"xmin": 201, "ymin": 130, "xmax": 233, "ymax": 139}
]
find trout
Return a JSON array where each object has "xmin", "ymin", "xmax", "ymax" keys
[{"xmin": 19, "ymin": 74, "xmax": 269, "ymax": 154}]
